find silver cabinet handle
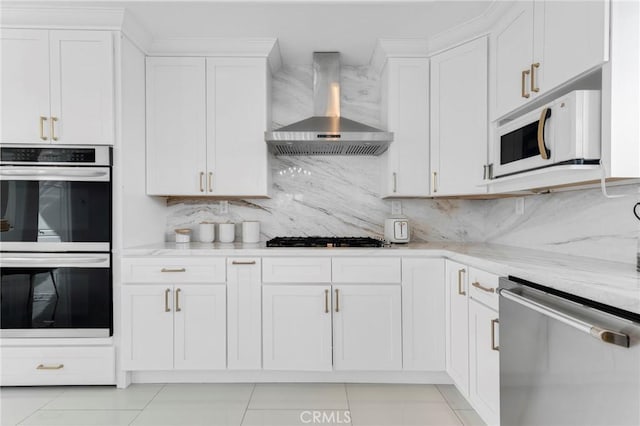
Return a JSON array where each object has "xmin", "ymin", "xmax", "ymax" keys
[
  {"xmin": 164, "ymin": 288, "xmax": 171, "ymax": 312},
  {"xmin": 457, "ymin": 268, "xmax": 466, "ymax": 296},
  {"xmin": 472, "ymin": 281, "xmax": 495, "ymax": 293},
  {"xmin": 231, "ymin": 260, "xmax": 256, "ymax": 265},
  {"xmin": 491, "ymin": 319, "xmax": 499, "ymax": 351},
  {"xmin": 498, "ymin": 288, "xmax": 630, "ymax": 348},
  {"xmin": 199, "ymin": 172, "xmax": 205, "ymax": 192},
  {"xmin": 161, "ymin": 268, "xmax": 186, "ymax": 273},
  {"xmin": 175, "ymin": 288, "xmax": 182, "ymax": 312},
  {"xmin": 392, "ymin": 172, "xmax": 397, "ymax": 193},
  {"xmin": 208, "ymin": 172, "xmax": 213, "ymax": 192},
  {"xmin": 335, "ymin": 288, "xmax": 340, "ymax": 312},
  {"xmin": 324, "ymin": 289, "xmax": 329, "ymax": 314},
  {"xmin": 37, "ymin": 364, "xmax": 64, "ymax": 370},
  {"xmin": 432, "ymin": 171, "xmax": 438, "ymax": 193}
]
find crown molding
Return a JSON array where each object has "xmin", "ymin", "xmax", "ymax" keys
[
  {"xmin": 370, "ymin": 38, "xmax": 430, "ymax": 75},
  {"xmin": 0, "ymin": 6, "xmax": 126, "ymax": 30},
  {"xmin": 148, "ymin": 37, "xmax": 282, "ymax": 73}
]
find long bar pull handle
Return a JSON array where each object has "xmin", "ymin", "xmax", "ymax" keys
[
  {"xmin": 324, "ymin": 289, "xmax": 329, "ymax": 314},
  {"xmin": 335, "ymin": 289, "xmax": 340, "ymax": 312},
  {"xmin": 50, "ymin": 117, "xmax": 58, "ymax": 141},
  {"xmin": 521, "ymin": 69, "xmax": 530, "ymax": 99},
  {"xmin": 392, "ymin": 172, "xmax": 397, "ymax": 193},
  {"xmin": 231, "ymin": 261, "xmax": 256, "ymax": 265},
  {"xmin": 164, "ymin": 288, "xmax": 171, "ymax": 312},
  {"xmin": 537, "ymin": 107, "xmax": 551, "ymax": 160},
  {"xmin": 432, "ymin": 171, "xmax": 438, "ymax": 193},
  {"xmin": 457, "ymin": 268, "xmax": 466, "ymax": 296},
  {"xmin": 175, "ymin": 288, "xmax": 182, "ymax": 312},
  {"xmin": 199, "ymin": 172, "xmax": 205, "ymax": 192},
  {"xmin": 37, "ymin": 364, "xmax": 64, "ymax": 370},
  {"xmin": 208, "ymin": 172, "xmax": 213, "ymax": 192},
  {"xmin": 39, "ymin": 116, "xmax": 48, "ymax": 140},
  {"xmin": 491, "ymin": 319, "xmax": 500, "ymax": 351},
  {"xmin": 530, "ymin": 62, "xmax": 540, "ymax": 93},
  {"xmin": 498, "ymin": 288, "xmax": 630, "ymax": 348},
  {"xmin": 472, "ymin": 281, "xmax": 495, "ymax": 293},
  {"xmin": 161, "ymin": 268, "xmax": 186, "ymax": 273}
]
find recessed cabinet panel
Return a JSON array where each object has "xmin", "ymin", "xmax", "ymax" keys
[
  {"xmin": 0, "ymin": 29, "xmax": 50, "ymax": 144},
  {"xmin": 332, "ymin": 257, "xmax": 401, "ymax": 283},
  {"xmin": 49, "ymin": 31, "xmax": 114, "ymax": 145},
  {"xmin": 146, "ymin": 57, "xmax": 207, "ymax": 196}
]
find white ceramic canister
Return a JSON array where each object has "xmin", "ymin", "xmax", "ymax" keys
[
  {"xmin": 198, "ymin": 222, "xmax": 215, "ymax": 243},
  {"xmin": 175, "ymin": 228, "xmax": 191, "ymax": 243},
  {"xmin": 219, "ymin": 223, "xmax": 235, "ymax": 243},
  {"xmin": 242, "ymin": 221, "xmax": 260, "ymax": 243}
]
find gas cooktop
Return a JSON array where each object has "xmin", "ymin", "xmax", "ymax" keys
[{"xmin": 266, "ymin": 237, "xmax": 386, "ymax": 248}]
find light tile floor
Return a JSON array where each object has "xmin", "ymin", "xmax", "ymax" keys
[{"xmin": 0, "ymin": 383, "xmax": 485, "ymax": 426}]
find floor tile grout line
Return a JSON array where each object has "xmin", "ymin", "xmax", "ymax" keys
[
  {"xmin": 239, "ymin": 383, "xmax": 256, "ymax": 426},
  {"xmin": 14, "ymin": 389, "xmax": 67, "ymax": 426},
  {"xmin": 127, "ymin": 383, "xmax": 166, "ymax": 425}
]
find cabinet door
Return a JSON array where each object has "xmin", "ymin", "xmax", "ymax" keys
[
  {"xmin": 174, "ymin": 284, "xmax": 226, "ymax": 370},
  {"xmin": 534, "ymin": 0, "xmax": 609, "ymax": 94},
  {"xmin": 333, "ymin": 285, "xmax": 402, "ymax": 371},
  {"xmin": 146, "ymin": 57, "xmax": 206, "ymax": 195},
  {"xmin": 49, "ymin": 30, "xmax": 114, "ymax": 145},
  {"xmin": 430, "ymin": 37, "xmax": 488, "ymax": 196},
  {"xmin": 402, "ymin": 258, "xmax": 445, "ymax": 371},
  {"xmin": 469, "ymin": 300, "xmax": 500, "ymax": 426},
  {"xmin": 121, "ymin": 285, "xmax": 173, "ymax": 371},
  {"xmin": 381, "ymin": 58, "xmax": 430, "ymax": 197},
  {"xmin": 207, "ymin": 58, "xmax": 270, "ymax": 196},
  {"xmin": 0, "ymin": 29, "xmax": 50, "ymax": 144},
  {"xmin": 492, "ymin": 1, "xmax": 535, "ymax": 118},
  {"xmin": 262, "ymin": 285, "xmax": 332, "ymax": 371},
  {"xmin": 445, "ymin": 260, "xmax": 470, "ymax": 396},
  {"xmin": 227, "ymin": 258, "xmax": 262, "ymax": 370}
]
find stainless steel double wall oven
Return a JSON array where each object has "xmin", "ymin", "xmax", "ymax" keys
[{"xmin": 0, "ymin": 145, "xmax": 112, "ymax": 338}]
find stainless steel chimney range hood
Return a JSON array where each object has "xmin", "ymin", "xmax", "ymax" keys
[{"xmin": 265, "ymin": 52, "xmax": 393, "ymax": 156}]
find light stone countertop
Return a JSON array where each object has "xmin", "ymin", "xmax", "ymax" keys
[{"xmin": 122, "ymin": 242, "xmax": 640, "ymax": 316}]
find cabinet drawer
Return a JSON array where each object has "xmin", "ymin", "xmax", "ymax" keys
[
  {"xmin": 468, "ymin": 267, "xmax": 499, "ymax": 311},
  {"xmin": 262, "ymin": 257, "xmax": 331, "ymax": 283},
  {"xmin": 0, "ymin": 346, "xmax": 115, "ymax": 386},
  {"xmin": 332, "ymin": 257, "xmax": 401, "ymax": 283},
  {"xmin": 122, "ymin": 257, "xmax": 226, "ymax": 283}
]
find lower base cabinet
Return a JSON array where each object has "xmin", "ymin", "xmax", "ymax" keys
[
  {"xmin": 121, "ymin": 284, "xmax": 226, "ymax": 370},
  {"xmin": 262, "ymin": 284, "xmax": 402, "ymax": 371}
]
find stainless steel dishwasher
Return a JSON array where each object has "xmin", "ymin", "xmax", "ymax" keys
[{"xmin": 498, "ymin": 276, "xmax": 640, "ymax": 426}]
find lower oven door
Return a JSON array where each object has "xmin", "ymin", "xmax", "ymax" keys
[{"xmin": 0, "ymin": 253, "xmax": 112, "ymax": 337}]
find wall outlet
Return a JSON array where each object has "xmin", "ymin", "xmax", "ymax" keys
[
  {"xmin": 515, "ymin": 197, "xmax": 525, "ymax": 215},
  {"xmin": 391, "ymin": 201, "xmax": 402, "ymax": 215},
  {"xmin": 219, "ymin": 200, "xmax": 229, "ymax": 214}
]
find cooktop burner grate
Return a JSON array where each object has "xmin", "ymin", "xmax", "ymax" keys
[{"xmin": 266, "ymin": 236, "xmax": 386, "ymax": 248}]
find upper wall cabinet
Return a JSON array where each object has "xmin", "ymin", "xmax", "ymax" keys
[
  {"xmin": 380, "ymin": 58, "xmax": 430, "ymax": 198},
  {"xmin": 430, "ymin": 37, "xmax": 488, "ymax": 196},
  {"xmin": 0, "ymin": 29, "xmax": 114, "ymax": 145},
  {"xmin": 492, "ymin": 0, "xmax": 609, "ymax": 119},
  {"xmin": 146, "ymin": 57, "xmax": 271, "ymax": 197}
]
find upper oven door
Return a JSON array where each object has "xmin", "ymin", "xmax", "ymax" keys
[
  {"xmin": 493, "ymin": 103, "xmax": 555, "ymax": 178},
  {"xmin": 0, "ymin": 166, "xmax": 111, "ymax": 252}
]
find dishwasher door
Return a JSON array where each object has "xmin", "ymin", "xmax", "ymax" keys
[{"xmin": 499, "ymin": 277, "xmax": 640, "ymax": 426}]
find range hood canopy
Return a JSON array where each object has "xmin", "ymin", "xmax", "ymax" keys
[{"xmin": 265, "ymin": 52, "xmax": 393, "ymax": 156}]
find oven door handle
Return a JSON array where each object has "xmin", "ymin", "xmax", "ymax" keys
[
  {"xmin": 0, "ymin": 167, "xmax": 110, "ymax": 182},
  {"xmin": 0, "ymin": 255, "xmax": 110, "ymax": 268},
  {"xmin": 537, "ymin": 107, "xmax": 552, "ymax": 160},
  {"xmin": 498, "ymin": 288, "xmax": 630, "ymax": 348}
]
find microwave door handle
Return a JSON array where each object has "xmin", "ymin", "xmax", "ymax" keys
[{"xmin": 537, "ymin": 107, "xmax": 552, "ymax": 160}]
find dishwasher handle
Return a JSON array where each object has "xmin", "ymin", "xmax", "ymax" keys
[{"xmin": 498, "ymin": 288, "xmax": 630, "ymax": 348}]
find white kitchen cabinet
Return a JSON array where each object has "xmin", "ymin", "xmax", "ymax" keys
[
  {"xmin": 332, "ymin": 284, "xmax": 402, "ymax": 371},
  {"xmin": 0, "ymin": 29, "xmax": 114, "ymax": 145},
  {"xmin": 146, "ymin": 57, "xmax": 207, "ymax": 196},
  {"xmin": 262, "ymin": 285, "xmax": 333, "ymax": 371},
  {"xmin": 430, "ymin": 37, "xmax": 488, "ymax": 196},
  {"xmin": 492, "ymin": 0, "xmax": 608, "ymax": 119},
  {"xmin": 380, "ymin": 58, "xmax": 430, "ymax": 197},
  {"xmin": 146, "ymin": 56, "xmax": 270, "ymax": 197},
  {"xmin": 469, "ymin": 299, "xmax": 500, "ymax": 426},
  {"xmin": 206, "ymin": 58, "xmax": 271, "ymax": 197},
  {"xmin": 445, "ymin": 259, "xmax": 469, "ymax": 396},
  {"xmin": 121, "ymin": 284, "xmax": 226, "ymax": 371},
  {"xmin": 0, "ymin": 29, "xmax": 49, "ymax": 144},
  {"xmin": 401, "ymin": 258, "xmax": 446, "ymax": 371},
  {"xmin": 227, "ymin": 258, "xmax": 262, "ymax": 370}
]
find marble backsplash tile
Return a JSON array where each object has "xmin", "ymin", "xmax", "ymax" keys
[{"xmin": 165, "ymin": 64, "xmax": 640, "ymax": 265}]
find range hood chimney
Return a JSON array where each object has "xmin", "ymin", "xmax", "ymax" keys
[{"xmin": 265, "ymin": 52, "xmax": 393, "ymax": 156}]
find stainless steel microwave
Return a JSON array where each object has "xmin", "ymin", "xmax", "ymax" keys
[{"xmin": 493, "ymin": 90, "xmax": 601, "ymax": 179}]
